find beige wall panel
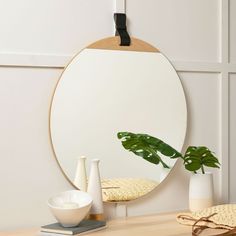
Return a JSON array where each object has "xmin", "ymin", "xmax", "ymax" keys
[
  {"xmin": 126, "ymin": 0, "xmax": 221, "ymax": 62},
  {"xmin": 0, "ymin": 67, "xmax": 71, "ymax": 230},
  {"xmin": 0, "ymin": 0, "xmax": 113, "ymax": 55}
]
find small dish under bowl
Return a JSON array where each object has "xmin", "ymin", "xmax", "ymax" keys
[{"xmin": 48, "ymin": 190, "xmax": 92, "ymax": 227}]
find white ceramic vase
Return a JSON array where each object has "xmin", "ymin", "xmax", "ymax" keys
[
  {"xmin": 73, "ymin": 156, "xmax": 87, "ymax": 191},
  {"xmin": 87, "ymin": 159, "xmax": 104, "ymax": 220},
  {"xmin": 189, "ymin": 173, "xmax": 214, "ymax": 212}
]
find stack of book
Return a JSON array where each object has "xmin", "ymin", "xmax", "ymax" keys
[{"xmin": 40, "ymin": 220, "xmax": 106, "ymax": 236}]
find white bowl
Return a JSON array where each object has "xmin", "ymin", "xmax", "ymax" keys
[{"xmin": 48, "ymin": 190, "xmax": 92, "ymax": 227}]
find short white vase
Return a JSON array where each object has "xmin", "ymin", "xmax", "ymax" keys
[
  {"xmin": 189, "ymin": 172, "xmax": 214, "ymax": 212},
  {"xmin": 73, "ymin": 156, "xmax": 87, "ymax": 191},
  {"xmin": 87, "ymin": 159, "xmax": 104, "ymax": 220}
]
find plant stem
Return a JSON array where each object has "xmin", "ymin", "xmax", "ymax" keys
[{"xmin": 201, "ymin": 165, "xmax": 205, "ymax": 174}]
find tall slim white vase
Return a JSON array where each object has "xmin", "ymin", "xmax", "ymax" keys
[
  {"xmin": 189, "ymin": 173, "xmax": 214, "ymax": 212},
  {"xmin": 73, "ymin": 156, "xmax": 87, "ymax": 192},
  {"xmin": 87, "ymin": 159, "xmax": 104, "ymax": 220}
]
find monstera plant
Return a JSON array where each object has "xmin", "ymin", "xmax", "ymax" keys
[
  {"xmin": 182, "ymin": 146, "xmax": 220, "ymax": 174},
  {"xmin": 117, "ymin": 132, "xmax": 220, "ymax": 173}
]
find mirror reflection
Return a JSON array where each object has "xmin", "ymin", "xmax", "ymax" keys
[{"xmin": 50, "ymin": 37, "xmax": 187, "ymax": 202}]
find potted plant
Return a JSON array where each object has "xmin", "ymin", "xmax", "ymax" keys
[{"xmin": 117, "ymin": 132, "xmax": 220, "ymax": 211}]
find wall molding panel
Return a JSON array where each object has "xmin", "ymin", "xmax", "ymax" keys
[
  {"xmin": 0, "ymin": 53, "xmax": 71, "ymax": 69},
  {"xmin": 1, "ymin": 53, "xmax": 236, "ymax": 74}
]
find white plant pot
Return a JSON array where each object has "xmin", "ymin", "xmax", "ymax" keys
[{"xmin": 189, "ymin": 172, "xmax": 214, "ymax": 212}]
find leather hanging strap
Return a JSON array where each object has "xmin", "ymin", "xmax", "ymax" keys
[{"xmin": 114, "ymin": 13, "xmax": 131, "ymax": 46}]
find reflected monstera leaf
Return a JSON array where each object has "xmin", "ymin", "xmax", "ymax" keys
[{"xmin": 117, "ymin": 132, "xmax": 182, "ymax": 168}]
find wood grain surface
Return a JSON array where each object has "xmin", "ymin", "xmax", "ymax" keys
[{"xmin": 0, "ymin": 211, "xmax": 228, "ymax": 236}]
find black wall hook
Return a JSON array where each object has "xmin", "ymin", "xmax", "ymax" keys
[{"xmin": 114, "ymin": 13, "xmax": 131, "ymax": 46}]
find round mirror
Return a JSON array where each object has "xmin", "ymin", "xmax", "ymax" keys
[{"xmin": 50, "ymin": 37, "xmax": 187, "ymax": 202}]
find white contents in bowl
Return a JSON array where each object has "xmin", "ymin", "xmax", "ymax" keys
[{"xmin": 61, "ymin": 202, "xmax": 79, "ymax": 209}]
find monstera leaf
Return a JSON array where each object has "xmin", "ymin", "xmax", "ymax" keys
[
  {"xmin": 117, "ymin": 132, "xmax": 182, "ymax": 168},
  {"xmin": 183, "ymin": 146, "xmax": 220, "ymax": 173}
]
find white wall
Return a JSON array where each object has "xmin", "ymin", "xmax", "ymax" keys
[{"xmin": 0, "ymin": 0, "xmax": 235, "ymax": 230}]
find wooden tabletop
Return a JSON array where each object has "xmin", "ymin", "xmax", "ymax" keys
[{"xmin": 0, "ymin": 212, "xmax": 227, "ymax": 236}]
